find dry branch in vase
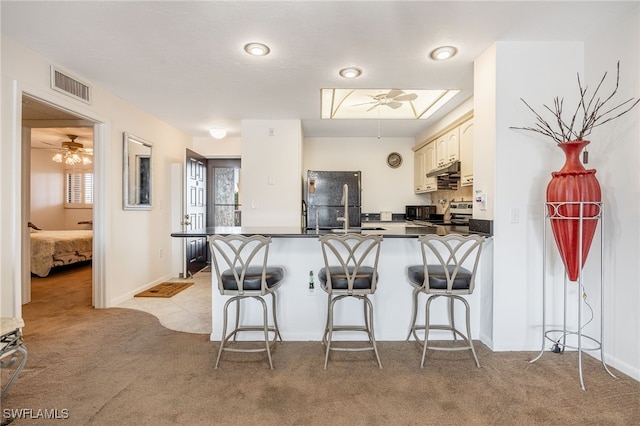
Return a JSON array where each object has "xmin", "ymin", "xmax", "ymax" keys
[{"xmin": 511, "ymin": 61, "xmax": 639, "ymax": 144}]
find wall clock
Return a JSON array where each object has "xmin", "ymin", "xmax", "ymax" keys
[{"xmin": 386, "ymin": 152, "xmax": 403, "ymax": 168}]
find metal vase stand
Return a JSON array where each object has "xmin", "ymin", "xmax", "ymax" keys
[{"xmin": 530, "ymin": 201, "xmax": 616, "ymax": 390}]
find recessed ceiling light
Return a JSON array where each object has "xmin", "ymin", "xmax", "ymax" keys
[
  {"xmin": 209, "ymin": 128, "xmax": 228, "ymax": 139},
  {"xmin": 339, "ymin": 67, "xmax": 362, "ymax": 79},
  {"xmin": 429, "ymin": 46, "xmax": 458, "ymax": 61},
  {"xmin": 244, "ymin": 42, "xmax": 270, "ymax": 56}
]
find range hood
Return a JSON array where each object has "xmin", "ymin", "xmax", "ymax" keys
[{"xmin": 427, "ymin": 161, "xmax": 460, "ymax": 178}]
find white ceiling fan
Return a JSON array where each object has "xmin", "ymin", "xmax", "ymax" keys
[{"xmin": 353, "ymin": 89, "xmax": 418, "ymax": 112}]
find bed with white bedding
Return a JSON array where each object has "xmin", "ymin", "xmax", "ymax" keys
[{"xmin": 30, "ymin": 230, "xmax": 93, "ymax": 277}]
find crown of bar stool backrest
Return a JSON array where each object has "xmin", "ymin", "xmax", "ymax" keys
[
  {"xmin": 406, "ymin": 234, "xmax": 484, "ymax": 368},
  {"xmin": 208, "ymin": 234, "xmax": 285, "ymax": 369},
  {"xmin": 318, "ymin": 233, "xmax": 383, "ymax": 369},
  {"xmin": 209, "ymin": 234, "xmax": 277, "ymax": 296}
]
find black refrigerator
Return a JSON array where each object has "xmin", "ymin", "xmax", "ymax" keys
[{"xmin": 305, "ymin": 170, "xmax": 361, "ymax": 229}]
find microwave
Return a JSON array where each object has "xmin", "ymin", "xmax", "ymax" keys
[{"xmin": 405, "ymin": 205, "xmax": 437, "ymax": 221}]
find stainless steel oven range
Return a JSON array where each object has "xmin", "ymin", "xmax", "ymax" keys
[{"xmin": 449, "ymin": 202, "xmax": 473, "ymax": 225}]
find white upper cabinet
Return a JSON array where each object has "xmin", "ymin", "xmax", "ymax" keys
[
  {"xmin": 414, "ymin": 147, "xmax": 425, "ymax": 192},
  {"xmin": 423, "ymin": 143, "xmax": 437, "ymax": 192},
  {"xmin": 413, "ymin": 112, "xmax": 473, "ymax": 193},
  {"xmin": 414, "ymin": 142, "xmax": 437, "ymax": 193},
  {"xmin": 435, "ymin": 127, "xmax": 460, "ymax": 168},
  {"xmin": 459, "ymin": 119, "xmax": 474, "ymax": 186}
]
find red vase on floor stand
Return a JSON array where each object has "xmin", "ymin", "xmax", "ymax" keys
[{"xmin": 546, "ymin": 140, "xmax": 601, "ymax": 281}]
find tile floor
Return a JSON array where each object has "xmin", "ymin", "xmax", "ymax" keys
[{"xmin": 117, "ymin": 269, "xmax": 212, "ymax": 335}]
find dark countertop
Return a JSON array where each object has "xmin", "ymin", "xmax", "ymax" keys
[{"xmin": 171, "ymin": 225, "xmax": 476, "ymax": 238}]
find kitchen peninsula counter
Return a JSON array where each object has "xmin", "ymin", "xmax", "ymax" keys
[
  {"xmin": 171, "ymin": 225, "xmax": 492, "ymax": 343},
  {"xmin": 170, "ymin": 224, "xmax": 472, "ymax": 238}
]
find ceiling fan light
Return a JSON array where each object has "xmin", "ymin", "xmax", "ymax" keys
[
  {"xmin": 209, "ymin": 128, "xmax": 228, "ymax": 139},
  {"xmin": 69, "ymin": 153, "xmax": 82, "ymax": 165},
  {"xmin": 430, "ymin": 46, "xmax": 458, "ymax": 61},
  {"xmin": 339, "ymin": 67, "xmax": 362, "ymax": 79},
  {"xmin": 82, "ymin": 156, "xmax": 92, "ymax": 165},
  {"xmin": 244, "ymin": 42, "xmax": 270, "ymax": 56},
  {"xmin": 52, "ymin": 153, "xmax": 63, "ymax": 163}
]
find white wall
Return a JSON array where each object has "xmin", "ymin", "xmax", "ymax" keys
[
  {"xmin": 30, "ymin": 149, "xmax": 66, "ymax": 229},
  {"xmin": 584, "ymin": 7, "xmax": 640, "ymax": 380},
  {"xmin": 192, "ymin": 133, "xmax": 434, "ymax": 220},
  {"xmin": 1, "ymin": 35, "xmax": 191, "ymax": 315},
  {"xmin": 240, "ymin": 120, "xmax": 303, "ymax": 227},
  {"xmin": 473, "ymin": 47, "xmax": 497, "ymax": 222},
  {"xmin": 492, "ymin": 41, "xmax": 585, "ymax": 354},
  {"xmin": 194, "ymin": 134, "xmax": 428, "ymax": 217},
  {"xmin": 30, "ymin": 149, "xmax": 93, "ymax": 230},
  {"xmin": 474, "ymin": 11, "xmax": 639, "ymax": 382},
  {"xmin": 304, "ymin": 136, "xmax": 429, "ymax": 214}
]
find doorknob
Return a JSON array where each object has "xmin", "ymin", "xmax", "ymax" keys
[{"xmin": 181, "ymin": 214, "xmax": 192, "ymax": 226}]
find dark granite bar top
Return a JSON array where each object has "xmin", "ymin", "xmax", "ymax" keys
[{"xmin": 171, "ymin": 224, "xmax": 476, "ymax": 238}]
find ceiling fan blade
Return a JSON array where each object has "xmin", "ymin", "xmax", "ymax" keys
[
  {"xmin": 366, "ymin": 104, "xmax": 380, "ymax": 112},
  {"xmin": 386, "ymin": 102, "xmax": 403, "ymax": 109},
  {"xmin": 385, "ymin": 89, "xmax": 404, "ymax": 99},
  {"xmin": 393, "ymin": 93, "xmax": 417, "ymax": 102},
  {"xmin": 352, "ymin": 100, "xmax": 378, "ymax": 107}
]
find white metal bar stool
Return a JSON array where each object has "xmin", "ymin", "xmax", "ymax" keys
[
  {"xmin": 406, "ymin": 234, "xmax": 484, "ymax": 368},
  {"xmin": 318, "ymin": 233, "xmax": 383, "ymax": 369},
  {"xmin": 208, "ymin": 235, "xmax": 285, "ymax": 369}
]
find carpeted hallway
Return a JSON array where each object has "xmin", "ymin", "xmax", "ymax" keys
[{"xmin": 2, "ymin": 264, "xmax": 639, "ymax": 425}]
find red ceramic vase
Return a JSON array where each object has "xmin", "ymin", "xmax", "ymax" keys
[{"xmin": 546, "ymin": 140, "xmax": 601, "ymax": 281}]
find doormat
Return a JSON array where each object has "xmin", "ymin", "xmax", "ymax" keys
[{"xmin": 135, "ymin": 282, "xmax": 194, "ymax": 298}]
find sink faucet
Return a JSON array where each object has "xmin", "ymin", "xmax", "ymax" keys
[{"xmin": 337, "ymin": 183, "xmax": 349, "ymax": 232}]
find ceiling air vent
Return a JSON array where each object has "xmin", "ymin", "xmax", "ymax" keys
[{"xmin": 50, "ymin": 66, "xmax": 91, "ymax": 104}]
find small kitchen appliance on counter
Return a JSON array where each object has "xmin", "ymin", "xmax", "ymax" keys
[
  {"xmin": 405, "ymin": 205, "xmax": 437, "ymax": 221},
  {"xmin": 412, "ymin": 202, "xmax": 473, "ymax": 227}
]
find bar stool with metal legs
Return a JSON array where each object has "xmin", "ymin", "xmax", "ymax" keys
[
  {"xmin": 208, "ymin": 235, "xmax": 285, "ymax": 369},
  {"xmin": 318, "ymin": 233, "xmax": 383, "ymax": 369},
  {"xmin": 1, "ymin": 317, "xmax": 28, "ymax": 398},
  {"xmin": 406, "ymin": 234, "xmax": 484, "ymax": 368}
]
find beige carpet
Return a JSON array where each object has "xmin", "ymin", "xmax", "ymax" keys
[{"xmin": 3, "ymin": 264, "xmax": 639, "ymax": 425}]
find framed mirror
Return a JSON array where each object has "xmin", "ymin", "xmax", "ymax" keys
[{"xmin": 123, "ymin": 132, "xmax": 152, "ymax": 210}]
